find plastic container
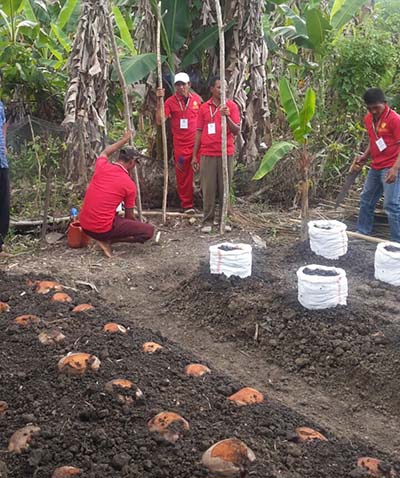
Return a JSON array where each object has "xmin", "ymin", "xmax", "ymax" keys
[
  {"xmin": 297, "ymin": 264, "xmax": 348, "ymax": 310},
  {"xmin": 209, "ymin": 243, "xmax": 252, "ymax": 278},
  {"xmin": 67, "ymin": 221, "xmax": 91, "ymax": 249},
  {"xmin": 374, "ymin": 241, "xmax": 400, "ymax": 286},
  {"xmin": 308, "ymin": 220, "xmax": 348, "ymax": 260}
]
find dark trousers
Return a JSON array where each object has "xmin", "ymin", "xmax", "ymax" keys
[
  {"xmin": 0, "ymin": 168, "xmax": 10, "ymax": 250},
  {"xmin": 83, "ymin": 215, "xmax": 154, "ymax": 244}
]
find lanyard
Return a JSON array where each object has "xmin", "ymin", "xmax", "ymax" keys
[
  {"xmin": 372, "ymin": 107, "xmax": 390, "ymax": 139},
  {"xmin": 209, "ymin": 102, "xmax": 221, "ymax": 119},
  {"xmin": 176, "ymin": 94, "xmax": 191, "ymax": 112}
]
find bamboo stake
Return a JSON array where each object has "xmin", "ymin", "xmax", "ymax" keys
[
  {"xmin": 156, "ymin": 2, "xmax": 169, "ymax": 224},
  {"xmin": 347, "ymin": 231, "xmax": 385, "ymax": 244},
  {"xmin": 215, "ymin": 0, "xmax": 229, "ymax": 235},
  {"xmin": 106, "ymin": 5, "xmax": 143, "ymax": 221},
  {"xmin": 40, "ymin": 168, "xmax": 52, "ymax": 243}
]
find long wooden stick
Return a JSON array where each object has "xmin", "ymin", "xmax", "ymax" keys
[
  {"xmin": 156, "ymin": 2, "xmax": 169, "ymax": 224},
  {"xmin": 215, "ymin": 0, "xmax": 229, "ymax": 235},
  {"xmin": 40, "ymin": 168, "xmax": 52, "ymax": 243},
  {"xmin": 106, "ymin": 4, "xmax": 143, "ymax": 221},
  {"xmin": 347, "ymin": 231, "xmax": 385, "ymax": 244}
]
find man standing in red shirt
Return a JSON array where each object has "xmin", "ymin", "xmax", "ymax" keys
[
  {"xmin": 156, "ymin": 72, "xmax": 202, "ymax": 214},
  {"xmin": 80, "ymin": 131, "xmax": 154, "ymax": 257},
  {"xmin": 351, "ymin": 88, "xmax": 400, "ymax": 242},
  {"xmin": 191, "ymin": 77, "xmax": 240, "ymax": 233}
]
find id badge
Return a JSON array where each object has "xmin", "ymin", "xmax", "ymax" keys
[
  {"xmin": 376, "ymin": 137, "xmax": 387, "ymax": 152},
  {"xmin": 180, "ymin": 118, "xmax": 188, "ymax": 129},
  {"xmin": 207, "ymin": 123, "xmax": 216, "ymax": 135}
]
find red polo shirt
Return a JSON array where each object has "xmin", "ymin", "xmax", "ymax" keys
[
  {"xmin": 164, "ymin": 93, "xmax": 202, "ymax": 152},
  {"xmin": 79, "ymin": 156, "xmax": 136, "ymax": 233},
  {"xmin": 197, "ymin": 98, "xmax": 240, "ymax": 156},
  {"xmin": 365, "ymin": 105, "xmax": 400, "ymax": 170}
]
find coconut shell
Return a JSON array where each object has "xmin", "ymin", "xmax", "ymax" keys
[
  {"xmin": 38, "ymin": 329, "xmax": 66, "ymax": 345},
  {"xmin": 35, "ymin": 280, "xmax": 63, "ymax": 294},
  {"xmin": 103, "ymin": 323, "xmax": 127, "ymax": 334},
  {"xmin": 142, "ymin": 342, "xmax": 163, "ymax": 353},
  {"xmin": 228, "ymin": 387, "xmax": 264, "ymax": 406},
  {"xmin": 0, "ymin": 401, "xmax": 8, "ymax": 414},
  {"xmin": 52, "ymin": 466, "xmax": 82, "ymax": 477},
  {"xmin": 15, "ymin": 314, "xmax": 40, "ymax": 326},
  {"xmin": 185, "ymin": 364, "xmax": 211, "ymax": 377},
  {"xmin": 8, "ymin": 425, "xmax": 41, "ymax": 453},
  {"xmin": 295, "ymin": 427, "xmax": 328, "ymax": 442},
  {"xmin": 147, "ymin": 412, "xmax": 189, "ymax": 443},
  {"xmin": 58, "ymin": 353, "xmax": 100, "ymax": 375},
  {"xmin": 72, "ymin": 304, "xmax": 94, "ymax": 313},
  {"xmin": 0, "ymin": 301, "xmax": 10, "ymax": 313},
  {"xmin": 51, "ymin": 292, "xmax": 73, "ymax": 303},
  {"xmin": 105, "ymin": 379, "xmax": 143, "ymax": 405}
]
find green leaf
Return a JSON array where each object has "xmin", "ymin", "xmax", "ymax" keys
[
  {"xmin": 22, "ymin": 0, "xmax": 37, "ymax": 22},
  {"xmin": 112, "ymin": 53, "xmax": 158, "ymax": 84},
  {"xmin": 253, "ymin": 141, "xmax": 297, "ymax": 180},
  {"xmin": 181, "ymin": 21, "xmax": 235, "ymax": 69},
  {"xmin": 294, "ymin": 88, "xmax": 316, "ymax": 143},
  {"xmin": 279, "ymin": 78, "xmax": 300, "ymax": 136},
  {"xmin": 330, "ymin": 0, "xmax": 368, "ymax": 30},
  {"xmin": 50, "ymin": 22, "xmax": 71, "ymax": 52},
  {"xmin": 2, "ymin": 0, "xmax": 23, "ymax": 16},
  {"xmin": 279, "ymin": 4, "xmax": 307, "ymax": 36},
  {"xmin": 56, "ymin": 0, "xmax": 78, "ymax": 30},
  {"xmin": 112, "ymin": 5, "xmax": 136, "ymax": 55},
  {"xmin": 305, "ymin": 8, "xmax": 331, "ymax": 51},
  {"xmin": 161, "ymin": 0, "xmax": 191, "ymax": 52}
]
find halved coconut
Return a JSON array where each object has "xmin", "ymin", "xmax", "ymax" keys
[
  {"xmin": 0, "ymin": 302, "xmax": 10, "ymax": 313},
  {"xmin": 35, "ymin": 280, "xmax": 63, "ymax": 294},
  {"xmin": 72, "ymin": 304, "xmax": 94, "ymax": 313},
  {"xmin": 8, "ymin": 425, "xmax": 41, "ymax": 453},
  {"xmin": 295, "ymin": 427, "xmax": 328, "ymax": 442},
  {"xmin": 201, "ymin": 438, "xmax": 256, "ymax": 477},
  {"xmin": 15, "ymin": 314, "xmax": 40, "ymax": 326},
  {"xmin": 147, "ymin": 412, "xmax": 189, "ymax": 443},
  {"xmin": 51, "ymin": 292, "xmax": 73, "ymax": 303},
  {"xmin": 52, "ymin": 466, "xmax": 82, "ymax": 477},
  {"xmin": 105, "ymin": 379, "xmax": 143, "ymax": 405},
  {"xmin": 58, "ymin": 353, "xmax": 100, "ymax": 375},
  {"xmin": 142, "ymin": 342, "xmax": 162, "ymax": 353},
  {"xmin": 0, "ymin": 401, "xmax": 8, "ymax": 414},
  {"xmin": 357, "ymin": 457, "xmax": 395, "ymax": 477},
  {"xmin": 185, "ymin": 364, "xmax": 211, "ymax": 377},
  {"xmin": 38, "ymin": 329, "xmax": 66, "ymax": 345},
  {"xmin": 228, "ymin": 387, "xmax": 264, "ymax": 406},
  {"xmin": 103, "ymin": 323, "xmax": 127, "ymax": 334}
]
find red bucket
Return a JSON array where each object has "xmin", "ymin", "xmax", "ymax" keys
[{"xmin": 67, "ymin": 221, "xmax": 91, "ymax": 248}]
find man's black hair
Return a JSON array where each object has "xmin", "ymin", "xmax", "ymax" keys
[
  {"xmin": 119, "ymin": 148, "xmax": 138, "ymax": 163},
  {"xmin": 208, "ymin": 76, "xmax": 220, "ymax": 88},
  {"xmin": 363, "ymin": 88, "xmax": 386, "ymax": 105}
]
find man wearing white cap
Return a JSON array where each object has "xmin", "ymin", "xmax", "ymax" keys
[{"xmin": 156, "ymin": 72, "xmax": 202, "ymax": 213}]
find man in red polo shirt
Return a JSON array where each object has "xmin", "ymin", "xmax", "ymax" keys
[
  {"xmin": 351, "ymin": 88, "xmax": 400, "ymax": 242},
  {"xmin": 80, "ymin": 131, "xmax": 154, "ymax": 257},
  {"xmin": 156, "ymin": 72, "xmax": 202, "ymax": 213},
  {"xmin": 191, "ymin": 76, "xmax": 240, "ymax": 233}
]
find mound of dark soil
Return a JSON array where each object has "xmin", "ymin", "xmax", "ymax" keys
[{"xmin": 1, "ymin": 274, "xmax": 399, "ymax": 477}]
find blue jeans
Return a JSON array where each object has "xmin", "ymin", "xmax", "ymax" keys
[{"xmin": 357, "ymin": 167, "xmax": 400, "ymax": 242}]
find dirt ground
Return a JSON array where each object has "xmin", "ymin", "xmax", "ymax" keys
[{"xmin": 1, "ymin": 211, "xmax": 400, "ymax": 476}]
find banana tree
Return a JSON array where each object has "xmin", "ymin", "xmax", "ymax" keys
[{"xmin": 253, "ymin": 78, "xmax": 316, "ymax": 240}]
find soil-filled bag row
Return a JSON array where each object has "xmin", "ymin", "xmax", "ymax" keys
[
  {"xmin": 308, "ymin": 220, "xmax": 348, "ymax": 260},
  {"xmin": 297, "ymin": 264, "xmax": 348, "ymax": 310},
  {"xmin": 375, "ymin": 241, "xmax": 400, "ymax": 286},
  {"xmin": 209, "ymin": 243, "xmax": 252, "ymax": 278}
]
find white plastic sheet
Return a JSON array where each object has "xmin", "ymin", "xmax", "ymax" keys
[
  {"xmin": 308, "ymin": 220, "xmax": 348, "ymax": 260},
  {"xmin": 297, "ymin": 264, "xmax": 348, "ymax": 310},
  {"xmin": 374, "ymin": 241, "xmax": 400, "ymax": 286},
  {"xmin": 209, "ymin": 243, "xmax": 252, "ymax": 279}
]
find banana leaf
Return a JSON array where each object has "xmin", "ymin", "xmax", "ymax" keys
[
  {"xmin": 253, "ymin": 141, "xmax": 297, "ymax": 180},
  {"xmin": 279, "ymin": 78, "xmax": 300, "ymax": 136},
  {"xmin": 330, "ymin": 0, "xmax": 368, "ymax": 30}
]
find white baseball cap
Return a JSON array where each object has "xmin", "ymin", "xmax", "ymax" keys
[{"xmin": 174, "ymin": 72, "xmax": 190, "ymax": 84}]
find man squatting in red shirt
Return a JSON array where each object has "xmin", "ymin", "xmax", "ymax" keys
[
  {"xmin": 156, "ymin": 72, "xmax": 202, "ymax": 214},
  {"xmin": 191, "ymin": 76, "xmax": 241, "ymax": 233},
  {"xmin": 351, "ymin": 88, "xmax": 400, "ymax": 242},
  {"xmin": 79, "ymin": 131, "xmax": 155, "ymax": 257}
]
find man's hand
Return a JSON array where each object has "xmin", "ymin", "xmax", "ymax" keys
[
  {"xmin": 220, "ymin": 105, "xmax": 230, "ymax": 117},
  {"xmin": 122, "ymin": 130, "xmax": 133, "ymax": 142},
  {"xmin": 156, "ymin": 88, "xmax": 165, "ymax": 98},
  {"xmin": 350, "ymin": 155, "xmax": 366, "ymax": 173},
  {"xmin": 385, "ymin": 166, "xmax": 399, "ymax": 184},
  {"xmin": 191, "ymin": 156, "xmax": 199, "ymax": 172}
]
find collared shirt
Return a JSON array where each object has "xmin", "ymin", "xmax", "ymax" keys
[
  {"xmin": 0, "ymin": 101, "xmax": 7, "ymax": 169},
  {"xmin": 164, "ymin": 92, "xmax": 202, "ymax": 151},
  {"xmin": 365, "ymin": 104, "xmax": 400, "ymax": 170},
  {"xmin": 197, "ymin": 98, "xmax": 240, "ymax": 157},
  {"xmin": 79, "ymin": 156, "xmax": 136, "ymax": 233}
]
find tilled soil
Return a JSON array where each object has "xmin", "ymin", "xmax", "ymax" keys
[
  {"xmin": 1, "ymin": 273, "xmax": 400, "ymax": 477},
  {"xmin": 167, "ymin": 244, "xmax": 400, "ymax": 416}
]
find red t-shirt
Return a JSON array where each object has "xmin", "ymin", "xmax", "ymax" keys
[
  {"xmin": 365, "ymin": 105, "xmax": 400, "ymax": 170},
  {"xmin": 79, "ymin": 156, "xmax": 137, "ymax": 233},
  {"xmin": 164, "ymin": 93, "xmax": 202, "ymax": 152},
  {"xmin": 197, "ymin": 98, "xmax": 240, "ymax": 156}
]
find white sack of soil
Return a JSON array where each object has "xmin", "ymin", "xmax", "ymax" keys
[
  {"xmin": 209, "ymin": 243, "xmax": 252, "ymax": 279},
  {"xmin": 375, "ymin": 242, "xmax": 400, "ymax": 286},
  {"xmin": 308, "ymin": 220, "xmax": 348, "ymax": 260},
  {"xmin": 297, "ymin": 264, "xmax": 348, "ymax": 310}
]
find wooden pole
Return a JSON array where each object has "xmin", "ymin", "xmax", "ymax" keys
[
  {"xmin": 157, "ymin": 2, "xmax": 169, "ymax": 224},
  {"xmin": 347, "ymin": 231, "xmax": 385, "ymax": 244},
  {"xmin": 40, "ymin": 168, "xmax": 52, "ymax": 243},
  {"xmin": 215, "ymin": 0, "xmax": 229, "ymax": 235},
  {"xmin": 106, "ymin": 4, "xmax": 143, "ymax": 221}
]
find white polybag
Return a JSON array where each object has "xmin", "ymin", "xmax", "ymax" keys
[
  {"xmin": 209, "ymin": 243, "xmax": 252, "ymax": 278},
  {"xmin": 308, "ymin": 220, "xmax": 348, "ymax": 260},
  {"xmin": 297, "ymin": 264, "xmax": 348, "ymax": 310},
  {"xmin": 374, "ymin": 241, "xmax": 400, "ymax": 286}
]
